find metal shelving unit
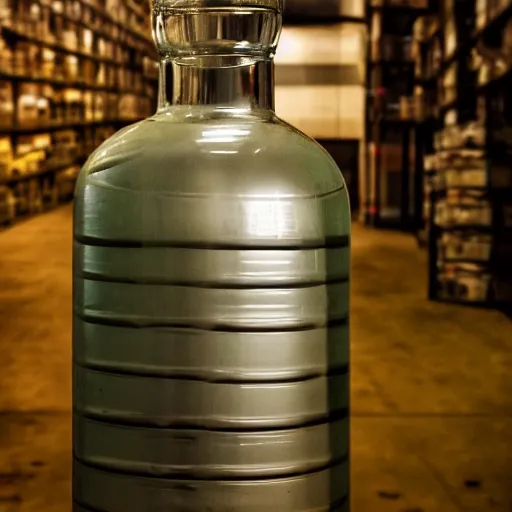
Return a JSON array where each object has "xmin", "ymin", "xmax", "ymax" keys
[
  {"xmin": 0, "ymin": 0, "xmax": 158, "ymax": 227},
  {"xmin": 414, "ymin": 0, "xmax": 512, "ymax": 309},
  {"xmin": 364, "ymin": 0, "xmax": 431, "ymax": 229}
]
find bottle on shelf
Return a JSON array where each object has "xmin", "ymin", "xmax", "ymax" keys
[{"xmin": 72, "ymin": 0, "xmax": 351, "ymax": 511}]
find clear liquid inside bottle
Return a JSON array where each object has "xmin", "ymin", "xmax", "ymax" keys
[{"xmin": 73, "ymin": 1, "xmax": 351, "ymax": 510}]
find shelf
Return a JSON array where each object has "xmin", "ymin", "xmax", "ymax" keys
[
  {"xmin": 370, "ymin": 59, "xmax": 415, "ymax": 66},
  {"xmin": 0, "ymin": 160, "xmax": 79, "ymax": 186},
  {"xmin": 415, "ymin": 74, "xmax": 437, "ymax": 85},
  {"xmin": 435, "ymin": 186, "xmax": 489, "ymax": 192},
  {"xmin": 0, "ymin": 118, "xmax": 144, "ymax": 136},
  {"xmin": 434, "ymin": 224, "xmax": 493, "ymax": 231},
  {"xmin": 434, "ymin": 186, "xmax": 512, "ymax": 196},
  {"xmin": 1, "ymin": 24, "xmax": 144, "ymax": 70},
  {"xmin": 416, "ymin": 114, "xmax": 441, "ymax": 124},
  {"xmin": 370, "ymin": 117, "xmax": 416, "ymax": 125},
  {"xmin": 435, "ymin": 147, "xmax": 485, "ymax": 154},
  {"xmin": 0, "ymin": 71, "xmax": 155, "ymax": 93},
  {"xmin": 368, "ymin": 3, "xmax": 430, "ymax": 15},
  {"xmin": 439, "ymin": 95, "xmax": 478, "ymax": 115},
  {"xmin": 284, "ymin": 14, "xmax": 367, "ymax": 26},
  {"xmin": 440, "ymin": 258, "xmax": 491, "ymax": 264}
]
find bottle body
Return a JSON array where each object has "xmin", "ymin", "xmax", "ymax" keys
[{"xmin": 73, "ymin": 1, "xmax": 351, "ymax": 509}]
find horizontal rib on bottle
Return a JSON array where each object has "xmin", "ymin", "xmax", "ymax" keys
[
  {"xmin": 74, "ymin": 414, "xmax": 348, "ymax": 478},
  {"xmin": 73, "ymin": 459, "xmax": 349, "ymax": 512}
]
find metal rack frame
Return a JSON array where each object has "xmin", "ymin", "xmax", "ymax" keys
[{"xmin": 417, "ymin": 1, "xmax": 512, "ymax": 308}]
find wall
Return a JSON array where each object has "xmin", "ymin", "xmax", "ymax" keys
[
  {"xmin": 274, "ymin": 14, "xmax": 367, "ymax": 210},
  {"xmin": 275, "ymin": 23, "xmax": 367, "ymax": 141},
  {"xmin": 285, "ymin": 0, "xmax": 365, "ymax": 20}
]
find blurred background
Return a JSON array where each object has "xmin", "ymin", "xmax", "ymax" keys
[{"xmin": 0, "ymin": 0, "xmax": 511, "ymax": 510}]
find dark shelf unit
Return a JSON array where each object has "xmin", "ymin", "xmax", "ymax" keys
[
  {"xmin": 0, "ymin": 118, "xmax": 144, "ymax": 136},
  {"xmin": 364, "ymin": 0, "xmax": 432, "ymax": 229},
  {"xmin": 283, "ymin": 14, "xmax": 368, "ymax": 26},
  {"xmin": 0, "ymin": 0, "xmax": 158, "ymax": 228},
  {"xmin": 414, "ymin": 0, "xmax": 512, "ymax": 309}
]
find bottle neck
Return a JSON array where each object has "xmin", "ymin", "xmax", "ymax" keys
[{"xmin": 158, "ymin": 57, "xmax": 275, "ymax": 111}]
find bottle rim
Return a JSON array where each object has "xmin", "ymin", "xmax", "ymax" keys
[
  {"xmin": 151, "ymin": 0, "xmax": 283, "ymax": 60},
  {"xmin": 151, "ymin": 0, "xmax": 284, "ymax": 13}
]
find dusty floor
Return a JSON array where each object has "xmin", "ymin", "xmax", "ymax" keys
[{"xmin": 0, "ymin": 204, "xmax": 511, "ymax": 512}]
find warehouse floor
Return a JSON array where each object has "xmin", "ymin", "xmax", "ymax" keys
[{"xmin": 0, "ymin": 204, "xmax": 511, "ymax": 512}]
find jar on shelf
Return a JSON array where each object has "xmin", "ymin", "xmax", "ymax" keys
[
  {"xmin": 94, "ymin": 92, "xmax": 106, "ymax": 121},
  {"xmin": 0, "ymin": 36, "xmax": 13, "ymax": 74}
]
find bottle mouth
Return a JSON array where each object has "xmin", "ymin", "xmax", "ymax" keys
[{"xmin": 152, "ymin": 5, "xmax": 282, "ymax": 60}]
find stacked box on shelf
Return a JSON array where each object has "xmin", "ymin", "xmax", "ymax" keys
[
  {"xmin": 430, "ymin": 122, "xmax": 492, "ymax": 303},
  {"xmin": 430, "ymin": 115, "xmax": 512, "ymax": 306}
]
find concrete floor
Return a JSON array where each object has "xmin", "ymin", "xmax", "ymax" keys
[{"xmin": 0, "ymin": 204, "xmax": 511, "ymax": 512}]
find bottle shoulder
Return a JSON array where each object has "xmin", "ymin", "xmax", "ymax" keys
[
  {"xmin": 79, "ymin": 113, "xmax": 348, "ymax": 198},
  {"xmin": 75, "ymin": 114, "xmax": 351, "ymax": 247}
]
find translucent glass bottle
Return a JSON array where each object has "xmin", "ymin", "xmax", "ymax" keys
[{"xmin": 73, "ymin": 0, "xmax": 351, "ymax": 510}]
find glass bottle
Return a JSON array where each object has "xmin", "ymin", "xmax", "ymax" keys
[{"xmin": 73, "ymin": 0, "xmax": 351, "ymax": 510}]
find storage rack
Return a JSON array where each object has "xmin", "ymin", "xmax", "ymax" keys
[
  {"xmin": 364, "ymin": 0, "xmax": 430, "ymax": 229},
  {"xmin": 413, "ymin": 0, "xmax": 512, "ymax": 308},
  {"xmin": 0, "ymin": 0, "xmax": 158, "ymax": 226}
]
